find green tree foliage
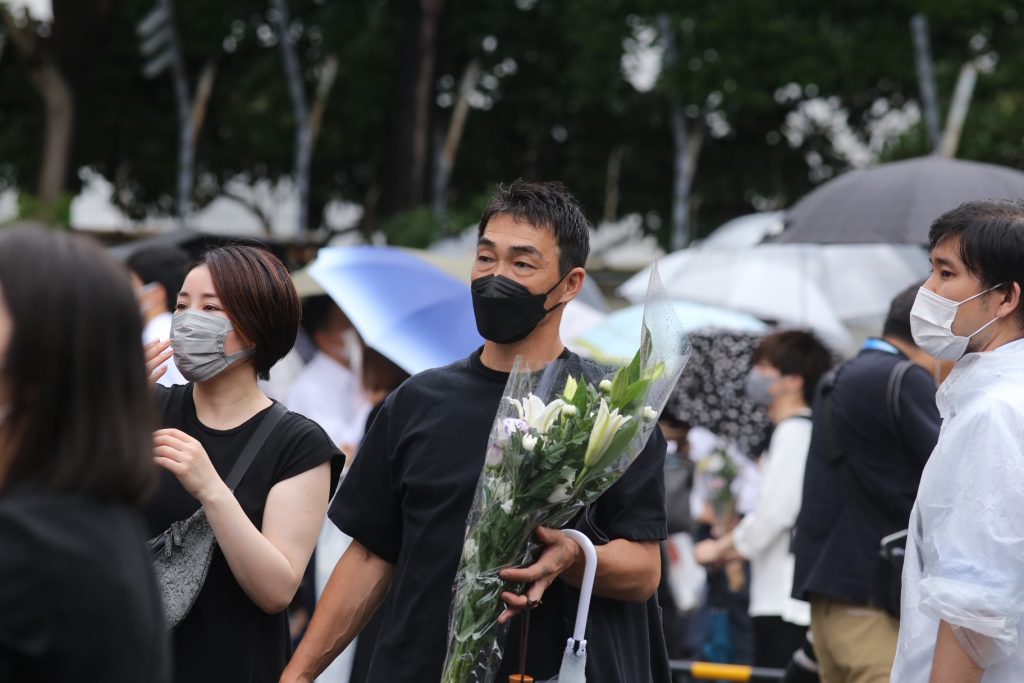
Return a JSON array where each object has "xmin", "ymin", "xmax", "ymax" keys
[{"xmin": 0, "ymin": 0, "xmax": 1021, "ymax": 243}]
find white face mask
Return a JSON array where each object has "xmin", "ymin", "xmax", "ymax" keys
[{"xmin": 910, "ymin": 285, "xmax": 1003, "ymax": 361}]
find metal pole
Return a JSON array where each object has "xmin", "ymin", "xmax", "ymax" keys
[
  {"xmin": 163, "ymin": 0, "xmax": 193, "ymax": 230},
  {"xmin": 910, "ymin": 14, "xmax": 942, "ymax": 154},
  {"xmin": 939, "ymin": 62, "xmax": 978, "ymax": 159}
]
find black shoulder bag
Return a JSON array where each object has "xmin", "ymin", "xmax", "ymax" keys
[
  {"xmin": 148, "ymin": 401, "xmax": 288, "ymax": 628},
  {"xmin": 820, "ymin": 360, "xmax": 914, "ymax": 619}
]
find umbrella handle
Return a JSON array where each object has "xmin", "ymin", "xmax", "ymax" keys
[{"xmin": 562, "ymin": 529, "xmax": 597, "ymax": 647}]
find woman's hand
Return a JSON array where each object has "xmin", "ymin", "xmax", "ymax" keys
[
  {"xmin": 153, "ymin": 428, "xmax": 227, "ymax": 503},
  {"xmin": 144, "ymin": 339, "xmax": 173, "ymax": 384}
]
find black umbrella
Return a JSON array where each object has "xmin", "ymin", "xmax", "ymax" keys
[{"xmin": 776, "ymin": 156, "xmax": 1024, "ymax": 245}]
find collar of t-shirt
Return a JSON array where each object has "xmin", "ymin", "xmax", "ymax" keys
[{"xmin": 468, "ymin": 345, "xmax": 573, "ymax": 384}]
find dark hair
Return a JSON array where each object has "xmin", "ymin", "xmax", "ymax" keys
[
  {"xmin": 753, "ymin": 330, "xmax": 834, "ymax": 404},
  {"xmin": 301, "ymin": 295, "xmax": 350, "ymax": 337},
  {"xmin": 126, "ymin": 244, "xmax": 193, "ymax": 312},
  {"xmin": 477, "ymin": 179, "xmax": 591, "ymax": 274},
  {"xmin": 0, "ymin": 228, "xmax": 156, "ymax": 503},
  {"xmin": 929, "ymin": 199, "xmax": 1024, "ymax": 326},
  {"xmin": 199, "ymin": 245, "xmax": 301, "ymax": 381},
  {"xmin": 882, "ymin": 281, "xmax": 924, "ymax": 342},
  {"xmin": 361, "ymin": 345, "xmax": 410, "ymax": 396}
]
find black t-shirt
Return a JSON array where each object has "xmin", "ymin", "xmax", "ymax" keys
[
  {"xmin": 792, "ymin": 347, "xmax": 940, "ymax": 605},
  {"xmin": 143, "ymin": 384, "xmax": 342, "ymax": 683},
  {"xmin": 0, "ymin": 488, "xmax": 170, "ymax": 683},
  {"xmin": 330, "ymin": 348, "xmax": 668, "ymax": 682}
]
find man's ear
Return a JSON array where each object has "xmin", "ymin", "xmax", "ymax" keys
[
  {"xmin": 557, "ymin": 267, "xmax": 586, "ymax": 304},
  {"xmin": 997, "ymin": 282, "xmax": 1022, "ymax": 319}
]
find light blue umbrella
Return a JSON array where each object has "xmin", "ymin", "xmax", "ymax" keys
[
  {"xmin": 308, "ymin": 246, "xmax": 483, "ymax": 375},
  {"xmin": 571, "ymin": 300, "xmax": 767, "ymax": 364}
]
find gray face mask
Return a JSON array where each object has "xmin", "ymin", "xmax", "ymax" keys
[
  {"xmin": 171, "ymin": 310, "xmax": 254, "ymax": 383},
  {"xmin": 744, "ymin": 368, "xmax": 776, "ymax": 407}
]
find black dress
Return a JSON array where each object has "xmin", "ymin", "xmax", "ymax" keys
[
  {"xmin": 0, "ymin": 487, "xmax": 170, "ymax": 683},
  {"xmin": 143, "ymin": 384, "xmax": 343, "ymax": 683}
]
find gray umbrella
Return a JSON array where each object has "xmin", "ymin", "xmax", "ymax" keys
[{"xmin": 776, "ymin": 156, "xmax": 1024, "ymax": 245}]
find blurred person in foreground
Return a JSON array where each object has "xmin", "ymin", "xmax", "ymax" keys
[
  {"xmin": 695, "ymin": 330, "xmax": 832, "ymax": 669},
  {"xmin": 792, "ymin": 284, "xmax": 942, "ymax": 683},
  {"xmin": 0, "ymin": 228, "xmax": 170, "ymax": 682},
  {"xmin": 127, "ymin": 244, "xmax": 192, "ymax": 387},
  {"xmin": 143, "ymin": 245, "xmax": 342, "ymax": 683},
  {"xmin": 891, "ymin": 200, "xmax": 1024, "ymax": 683},
  {"xmin": 283, "ymin": 180, "xmax": 670, "ymax": 682}
]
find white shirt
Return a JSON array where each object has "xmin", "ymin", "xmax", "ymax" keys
[
  {"xmin": 732, "ymin": 411, "xmax": 813, "ymax": 625},
  {"xmin": 892, "ymin": 338, "xmax": 1024, "ymax": 682},
  {"xmin": 143, "ymin": 311, "xmax": 186, "ymax": 387},
  {"xmin": 286, "ymin": 351, "xmax": 370, "ymax": 449}
]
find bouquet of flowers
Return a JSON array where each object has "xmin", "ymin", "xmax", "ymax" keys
[
  {"xmin": 441, "ymin": 268, "xmax": 691, "ymax": 683},
  {"xmin": 696, "ymin": 444, "xmax": 741, "ymax": 536}
]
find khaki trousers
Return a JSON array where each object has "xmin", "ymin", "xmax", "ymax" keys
[{"xmin": 810, "ymin": 597, "xmax": 899, "ymax": 683}]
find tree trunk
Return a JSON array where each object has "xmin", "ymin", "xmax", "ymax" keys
[
  {"xmin": 603, "ymin": 145, "xmax": 626, "ymax": 224},
  {"xmin": 385, "ymin": 0, "xmax": 446, "ymax": 214},
  {"xmin": 33, "ymin": 60, "xmax": 75, "ymax": 205},
  {"xmin": 433, "ymin": 59, "xmax": 478, "ymax": 217},
  {"xmin": 1, "ymin": 9, "xmax": 74, "ymax": 206},
  {"xmin": 271, "ymin": 0, "xmax": 312, "ymax": 235}
]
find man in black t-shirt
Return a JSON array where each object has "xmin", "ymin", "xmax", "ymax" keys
[{"xmin": 283, "ymin": 181, "xmax": 669, "ymax": 683}]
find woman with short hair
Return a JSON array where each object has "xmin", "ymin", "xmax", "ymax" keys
[
  {"xmin": 143, "ymin": 245, "xmax": 343, "ymax": 683},
  {"xmin": 0, "ymin": 227, "xmax": 170, "ymax": 682}
]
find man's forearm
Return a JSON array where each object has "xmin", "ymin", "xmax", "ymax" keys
[
  {"xmin": 929, "ymin": 620, "xmax": 984, "ymax": 683},
  {"xmin": 281, "ymin": 541, "xmax": 393, "ymax": 682},
  {"xmin": 561, "ymin": 538, "xmax": 661, "ymax": 602}
]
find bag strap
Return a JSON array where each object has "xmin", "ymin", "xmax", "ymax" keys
[
  {"xmin": 224, "ymin": 402, "xmax": 288, "ymax": 491},
  {"xmin": 885, "ymin": 360, "xmax": 914, "ymax": 445},
  {"xmin": 822, "ymin": 365, "xmax": 901, "ymax": 536}
]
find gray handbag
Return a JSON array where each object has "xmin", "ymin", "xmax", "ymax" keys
[{"xmin": 148, "ymin": 402, "xmax": 288, "ymax": 628}]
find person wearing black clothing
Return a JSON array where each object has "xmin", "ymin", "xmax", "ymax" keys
[
  {"xmin": 791, "ymin": 284, "xmax": 942, "ymax": 683},
  {"xmin": 284, "ymin": 180, "xmax": 670, "ymax": 683},
  {"xmin": 0, "ymin": 228, "xmax": 170, "ymax": 683},
  {"xmin": 143, "ymin": 246, "xmax": 341, "ymax": 683}
]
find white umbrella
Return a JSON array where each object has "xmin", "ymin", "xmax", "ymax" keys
[
  {"xmin": 619, "ymin": 243, "xmax": 928, "ymax": 349},
  {"xmin": 537, "ymin": 529, "xmax": 597, "ymax": 683}
]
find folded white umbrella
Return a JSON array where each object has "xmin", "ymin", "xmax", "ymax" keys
[{"xmin": 536, "ymin": 529, "xmax": 597, "ymax": 683}]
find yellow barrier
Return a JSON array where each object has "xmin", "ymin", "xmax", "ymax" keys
[
  {"xmin": 669, "ymin": 659, "xmax": 786, "ymax": 681},
  {"xmin": 690, "ymin": 662, "xmax": 754, "ymax": 681}
]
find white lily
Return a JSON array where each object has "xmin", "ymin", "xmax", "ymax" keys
[
  {"xmin": 521, "ymin": 433, "xmax": 539, "ymax": 452},
  {"xmin": 563, "ymin": 375, "xmax": 579, "ymax": 401},
  {"xmin": 463, "ymin": 538, "xmax": 478, "ymax": 565},
  {"xmin": 507, "ymin": 394, "xmax": 566, "ymax": 434},
  {"xmin": 584, "ymin": 398, "xmax": 632, "ymax": 467}
]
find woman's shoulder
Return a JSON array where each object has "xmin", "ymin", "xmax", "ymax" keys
[{"xmin": 265, "ymin": 404, "xmax": 345, "ymax": 484}]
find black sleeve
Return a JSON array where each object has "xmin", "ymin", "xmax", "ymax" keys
[
  {"xmin": 581, "ymin": 427, "xmax": 668, "ymax": 543},
  {"xmin": 0, "ymin": 507, "xmax": 43, "ymax": 673},
  {"xmin": 273, "ymin": 412, "xmax": 346, "ymax": 493},
  {"xmin": 329, "ymin": 394, "xmax": 403, "ymax": 564},
  {"xmin": 897, "ymin": 365, "xmax": 941, "ymax": 466}
]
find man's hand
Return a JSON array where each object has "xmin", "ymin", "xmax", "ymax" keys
[{"xmin": 497, "ymin": 526, "xmax": 582, "ymax": 625}]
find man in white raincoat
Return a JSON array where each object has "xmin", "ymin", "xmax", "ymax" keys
[{"xmin": 892, "ymin": 199, "xmax": 1024, "ymax": 683}]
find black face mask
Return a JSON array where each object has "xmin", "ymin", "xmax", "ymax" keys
[{"xmin": 471, "ymin": 273, "xmax": 567, "ymax": 344}]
